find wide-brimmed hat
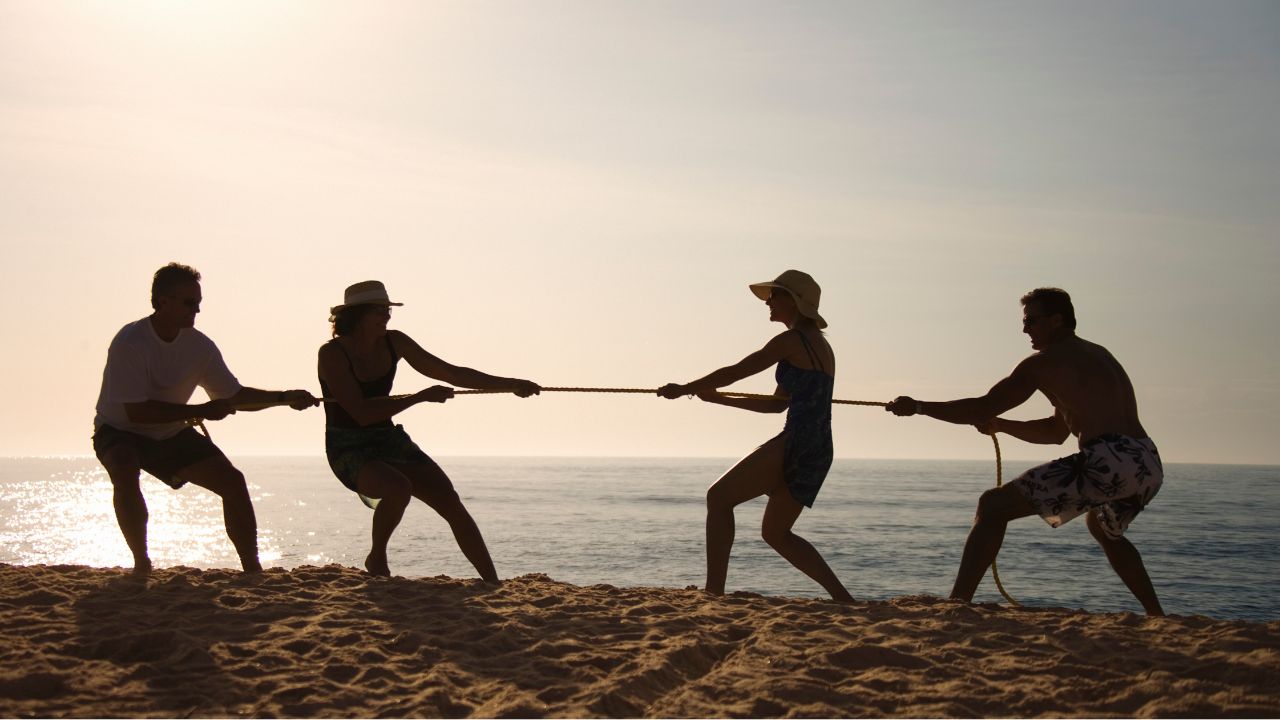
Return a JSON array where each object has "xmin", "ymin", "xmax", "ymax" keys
[
  {"xmin": 330, "ymin": 280, "xmax": 403, "ymax": 315},
  {"xmin": 749, "ymin": 269, "xmax": 827, "ymax": 329}
]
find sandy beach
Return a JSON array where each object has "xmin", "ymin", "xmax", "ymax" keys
[{"xmin": 1, "ymin": 563, "xmax": 1276, "ymax": 718}]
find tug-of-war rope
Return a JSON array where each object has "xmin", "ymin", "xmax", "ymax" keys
[{"xmin": 199, "ymin": 386, "xmax": 1018, "ymax": 606}]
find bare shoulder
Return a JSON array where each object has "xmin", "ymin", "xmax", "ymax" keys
[
  {"xmin": 389, "ymin": 330, "xmax": 439, "ymax": 363},
  {"xmin": 764, "ymin": 329, "xmax": 801, "ymax": 351},
  {"xmin": 1080, "ymin": 336, "xmax": 1118, "ymax": 359},
  {"xmin": 1013, "ymin": 351, "xmax": 1051, "ymax": 378},
  {"xmin": 768, "ymin": 327, "xmax": 798, "ymax": 345},
  {"xmin": 387, "ymin": 329, "xmax": 416, "ymax": 350},
  {"xmin": 317, "ymin": 339, "xmax": 342, "ymax": 360}
]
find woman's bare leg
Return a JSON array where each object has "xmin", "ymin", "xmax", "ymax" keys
[
  {"xmin": 704, "ymin": 435, "xmax": 788, "ymax": 595},
  {"xmin": 761, "ymin": 491, "xmax": 854, "ymax": 602},
  {"xmin": 394, "ymin": 460, "xmax": 499, "ymax": 583},
  {"xmin": 356, "ymin": 462, "xmax": 413, "ymax": 576}
]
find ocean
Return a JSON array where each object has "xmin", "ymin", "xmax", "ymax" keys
[{"xmin": 1, "ymin": 456, "xmax": 1276, "ymax": 622}]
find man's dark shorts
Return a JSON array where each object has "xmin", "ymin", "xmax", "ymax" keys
[{"xmin": 92, "ymin": 424, "xmax": 226, "ymax": 489}]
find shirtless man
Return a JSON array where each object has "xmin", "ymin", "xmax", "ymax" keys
[
  {"xmin": 93, "ymin": 263, "xmax": 318, "ymax": 574},
  {"xmin": 886, "ymin": 288, "xmax": 1165, "ymax": 615}
]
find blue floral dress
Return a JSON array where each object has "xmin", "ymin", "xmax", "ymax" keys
[{"xmin": 776, "ymin": 330, "xmax": 834, "ymax": 507}]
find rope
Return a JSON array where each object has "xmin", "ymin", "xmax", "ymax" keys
[
  {"xmin": 190, "ymin": 385, "xmax": 1014, "ymax": 604},
  {"xmin": 987, "ymin": 433, "xmax": 1019, "ymax": 606},
  {"xmin": 454, "ymin": 387, "xmax": 888, "ymax": 406}
]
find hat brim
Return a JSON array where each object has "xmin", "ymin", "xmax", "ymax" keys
[
  {"xmin": 748, "ymin": 282, "xmax": 827, "ymax": 329},
  {"xmin": 329, "ymin": 300, "xmax": 404, "ymax": 315}
]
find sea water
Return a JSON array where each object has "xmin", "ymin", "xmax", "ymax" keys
[{"xmin": 1, "ymin": 456, "xmax": 1276, "ymax": 621}]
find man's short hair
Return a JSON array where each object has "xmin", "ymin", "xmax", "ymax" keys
[
  {"xmin": 151, "ymin": 263, "xmax": 202, "ymax": 310},
  {"xmin": 1021, "ymin": 287, "xmax": 1076, "ymax": 330}
]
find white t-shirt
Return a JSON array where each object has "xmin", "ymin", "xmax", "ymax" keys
[{"xmin": 93, "ymin": 317, "xmax": 243, "ymax": 440}]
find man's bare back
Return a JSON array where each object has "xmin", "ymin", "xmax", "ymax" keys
[{"xmin": 1019, "ymin": 335, "xmax": 1148, "ymax": 444}]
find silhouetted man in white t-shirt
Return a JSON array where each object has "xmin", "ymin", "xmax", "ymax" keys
[{"xmin": 93, "ymin": 263, "xmax": 317, "ymax": 574}]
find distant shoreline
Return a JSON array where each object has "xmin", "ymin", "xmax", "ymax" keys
[{"xmin": 4, "ymin": 454, "xmax": 1278, "ymax": 468}]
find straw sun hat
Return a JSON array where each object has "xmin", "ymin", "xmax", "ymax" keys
[
  {"xmin": 749, "ymin": 269, "xmax": 827, "ymax": 329},
  {"xmin": 330, "ymin": 280, "xmax": 403, "ymax": 315}
]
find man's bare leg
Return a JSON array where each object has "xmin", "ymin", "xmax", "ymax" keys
[
  {"xmin": 100, "ymin": 446, "xmax": 152, "ymax": 575},
  {"xmin": 951, "ymin": 484, "xmax": 1036, "ymax": 601},
  {"xmin": 179, "ymin": 456, "xmax": 262, "ymax": 572},
  {"xmin": 1086, "ymin": 513, "xmax": 1165, "ymax": 616}
]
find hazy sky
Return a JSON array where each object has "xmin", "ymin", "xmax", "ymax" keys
[{"xmin": 2, "ymin": 1, "xmax": 1277, "ymax": 463}]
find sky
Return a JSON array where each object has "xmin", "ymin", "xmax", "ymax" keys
[{"xmin": 1, "ymin": 1, "xmax": 1277, "ymax": 463}]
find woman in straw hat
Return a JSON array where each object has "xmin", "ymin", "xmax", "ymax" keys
[
  {"xmin": 659, "ymin": 270, "xmax": 853, "ymax": 601},
  {"xmin": 318, "ymin": 280, "xmax": 540, "ymax": 578}
]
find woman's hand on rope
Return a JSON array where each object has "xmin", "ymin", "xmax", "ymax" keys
[
  {"xmin": 414, "ymin": 385, "xmax": 455, "ymax": 404},
  {"xmin": 973, "ymin": 418, "xmax": 1000, "ymax": 436},
  {"xmin": 657, "ymin": 383, "xmax": 689, "ymax": 399}
]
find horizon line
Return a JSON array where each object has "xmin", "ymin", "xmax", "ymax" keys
[{"xmin": 2, "ymin": 454, "xmax": 1274, "ymax": 468}]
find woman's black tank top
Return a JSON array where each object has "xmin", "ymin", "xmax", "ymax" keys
[{"xmin": 320, "ymin": 336, "xmax": 398, "ymax": 429}]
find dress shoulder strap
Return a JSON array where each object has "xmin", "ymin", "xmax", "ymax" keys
[{"xmin": 792, "ymin": 329, "xmax": 825, "ymax": 373}]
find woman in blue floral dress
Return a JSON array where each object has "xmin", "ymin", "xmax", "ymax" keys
[{"xmin": 659, "ymin": 270, "xmax": 853, "ymax": 602}]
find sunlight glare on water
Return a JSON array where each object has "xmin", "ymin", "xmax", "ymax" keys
[{"xmin": 0, "ymin": 458, "xmax": 289, "ymax": 569}]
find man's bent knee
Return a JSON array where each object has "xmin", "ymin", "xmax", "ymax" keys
[
  {"xmin": 1086, "ymin": 511, "xmax": 1122, "ymax": 545},
  {"xmin": 99, "ymin": 446, "xmax": 142, "ymax": 486},
  {"xmin": 975, "ymin": 486, "xmax": 1020, "ymax": 524},
  {"xmin": 180, "ymin": 457, "xmax": 249, "ymax": 498}
]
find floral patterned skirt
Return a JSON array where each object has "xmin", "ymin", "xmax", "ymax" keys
[{"xmin": 325, "ymin": 424, "xmax": 432, "ymax": 509}]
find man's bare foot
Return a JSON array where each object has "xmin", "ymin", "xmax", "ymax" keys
[
  {"xmin": 830, "ymin": 588, "xmax": 856, "ymax": 604},
  {"xmin": 364, "ymin": 553, "xmax": 390, "ymax": 577},
  {"xmin": 241, "ymin": 560, "xmax": 264, "ymax": 574},
  {"xmin": 130, "ymin": 558, "xmax": 153, "ymax": 577},
  {"xmin": 702, "ymin": 586, "xmax": 725, "ymax": 598}
]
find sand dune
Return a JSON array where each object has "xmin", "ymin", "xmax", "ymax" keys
[{"xmin": 1, "ymin": 563, "xmax": 1276, "ymax": 718}]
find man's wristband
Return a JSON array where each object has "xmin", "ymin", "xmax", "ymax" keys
[{"xmin": 915, "ymin": 400, "xmax": 924, "ymax": 416}]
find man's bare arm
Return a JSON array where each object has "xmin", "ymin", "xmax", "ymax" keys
[
  {"xmin": 888, "ymin": 357, "xmax": 1040, "ymax": 425},
  {"xmin": 124, "ymin": 399, "xmax": 234, "ymax": 424},
  {"xmin": 986, "ymin": 412, "xmax": 1071, "ymax": 445}
]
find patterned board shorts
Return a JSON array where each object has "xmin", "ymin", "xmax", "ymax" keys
[
  {"xmin": 1009, "ymin": 433, "xmax": 1163, "ymax": 539},
  {"xmin": 325, "ymin": 424, "xmax": 432, "ymax": 509}
]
